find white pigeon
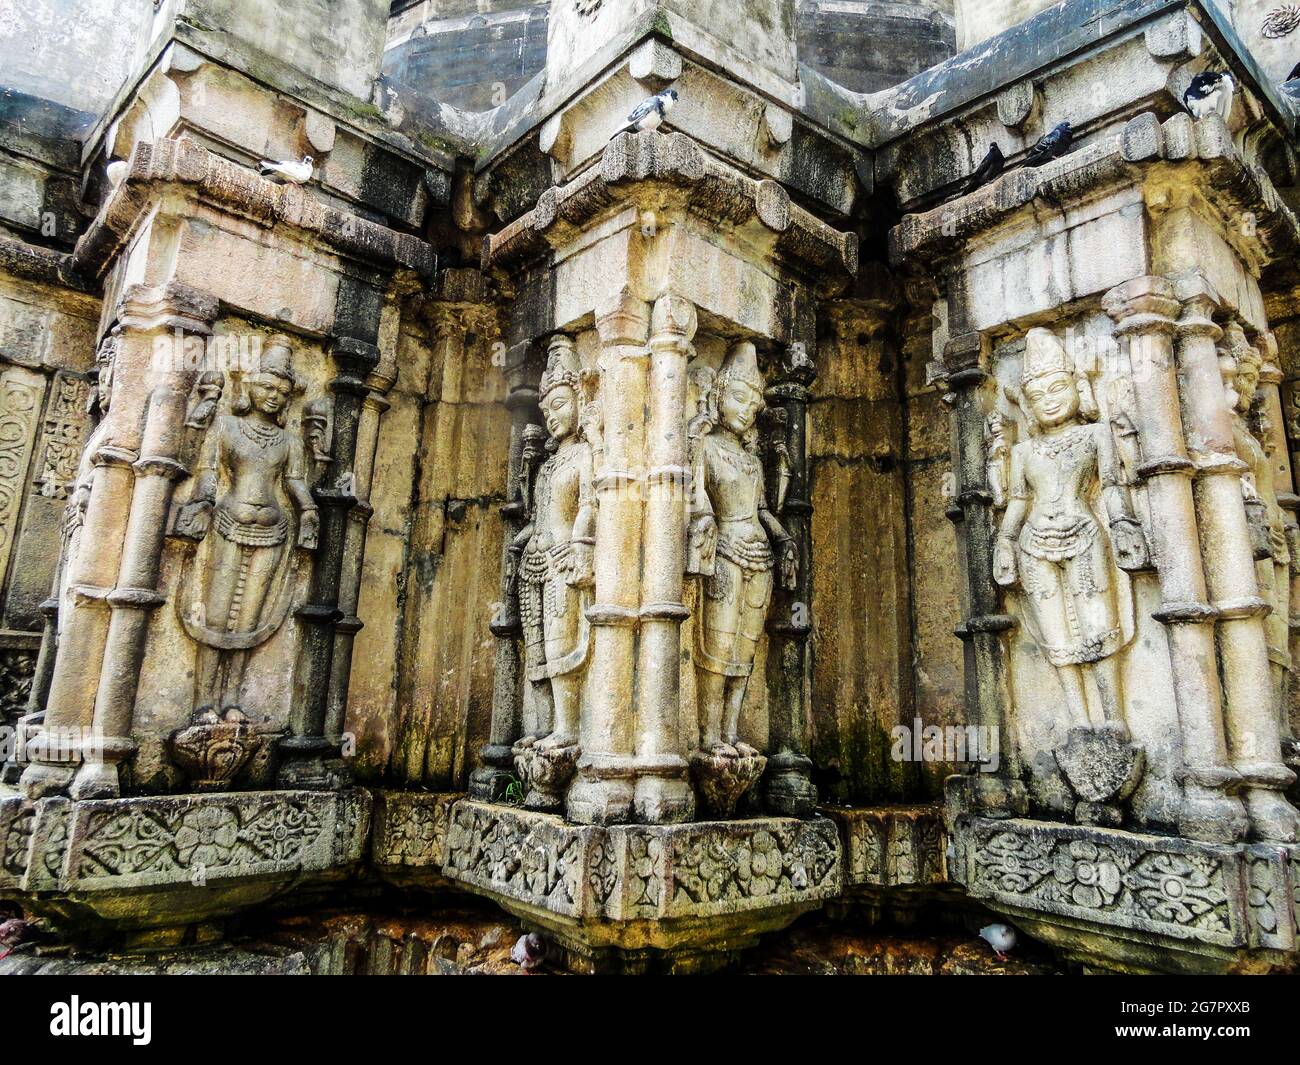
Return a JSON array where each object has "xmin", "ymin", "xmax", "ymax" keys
[
  {"xmin": 1183, "ymin": 71, "xmax": 1235, "ymax": 122},
  {"xmin": 979, "ymin": 922, "xmax": 1017, "ymax": 961},
  {"xmin": 510, "ymin": 932, "xmax": 546, "ymax": 971},
  {"xmin": 105, "ymin": 160, "xmax": 129, "ymax": 188},
  {"xmin": 258, "ymin": 154, "xmax": 314, "ymax": 184},
  {"xmin": 610, "ymin": 88, "xmax": 678, "ymax": 140}
]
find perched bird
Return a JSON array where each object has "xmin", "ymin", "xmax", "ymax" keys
[
  {"xmin": 105, "ymin": 160, "xmax": 129, "ymax": 188},
  {"xmin": 510, "ymin": 932, "xmax": 547, "ymax": 971},
  {"xmin": 0, "ymin": 918, "xmax": 34, "ymax": 961},
  {"xmin": 610, "ymin": 88, "xmax": 678, "ymax": 140},
  {"xmin": 966, "ymin": 143, "xmax": 1005, "ymax": 193},
  {"xmin": 979, "ymin": 922, "xmax": 1017, "ymax": 962},
  {"xmin": 1183, "ymin": 71, "xmax": 1236, "ymax": 121},
  {"xmin": 258, "ymin": 155, "xmax": 314, "ymax": 184},
  {"xmin": 1020, "ymin": 122, "xmax": 1074, "ymax": 168}
]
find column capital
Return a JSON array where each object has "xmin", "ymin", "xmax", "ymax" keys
[
  {"xmin": 649, "ymin": 293, "xmax": 697, "ymax": 347},
  {"xmin": 595, "ymin": 291, "xmax": 649, "ymax": 347},
  {"xmin": 942, "ymin": 330, "xmax": 991, "ymax": 383},
  {"xmin": 116, "ymin": 281, "xmax": 219, "ymax": 336},
  {"xmin": 1103, "ymin": 276, "xmax": 1180, "ymax": 334}
]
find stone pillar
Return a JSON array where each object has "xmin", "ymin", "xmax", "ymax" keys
[
  {"xmin": 281, "ymin": 276, "xmax": 384, "ymax": 788},
  {"xmin": 1162, "ymin": 278, "xmax": 1254, "ymax": 840},
  {"xmin": 943, "ymin": 328, "xmax": 1025, "ymax": 818},
  {"xmin": 567, "ymin": 291, "xmax": 649, "ymax": 825},
  {"xmin": 632, "ymin": 293, "xmax": 697, "ymax": 824},
  {"xmin": 73, "ymin": 284, "xmax": 218, "ymax": 799},
  {"xmin": 323, "ymin": 321, "xmax": 399, "ymax": 751},
  {"xmin": 763, "ymin": 341, "xmax": 817, "ymax": 818},
  {"xmin": 1103, "ymin": 276, "xmax": 1252, "ymax": 842},
  {"xmin": 21, "ymin": 295, "xmax": 155, "ymax": 797},
  {"xmin": 472, "ymin": 331, "xmax": 538, "ymax": 801}
]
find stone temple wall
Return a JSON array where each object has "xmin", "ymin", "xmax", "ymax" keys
[{"xmin": 0, "ymin": 0, "xmax": 1298, "ymax": 977}]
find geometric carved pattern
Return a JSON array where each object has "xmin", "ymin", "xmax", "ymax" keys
[
  {"xmin": 827, "ymin": 804, "xmax": 947, "ymax": 889},
  {"xmin": 0, "ymin": 366, "xmax": 45, "ymax": 585},
  {"xmin": 963, "ymin": 818, "xmax": 1248, "ymax": 948},
  {"xmin": 441, "ymin": 800, "xmax": 841, "ymax": 923},
  {"xmin": 33, "ymin": 372, "xmax": 90, "ymax": 500}
]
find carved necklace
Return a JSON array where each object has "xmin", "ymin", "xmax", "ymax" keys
[{"xmin": 237, "ymin": 419, "xmax": 283, "ymax": 450}]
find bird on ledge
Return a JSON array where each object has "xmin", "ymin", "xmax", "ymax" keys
[
  {"xmin": 1183, "ymin": 71, "xmax": 1236, "ymax": 121},
  {"xmin": 258, "ymin": 155, "xmax": 314, "ymax": 184},
  {"xmin": 610, "ymin": 88, "xmax": 678, "ymax": 139}
]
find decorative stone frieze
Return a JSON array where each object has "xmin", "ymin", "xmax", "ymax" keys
[{"xmin": 439, "ymin": 798, "xmax": 841, "ymax": 971}]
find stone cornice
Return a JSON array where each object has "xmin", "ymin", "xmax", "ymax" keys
[
  {"xmin": 889, "ymin": 113, "xmax": 1300, "ymax": 271},
  {"xmin": 71, "ymin": 138, "xmax": 436, "ymax": 282},
  {"xmin": 0, "ymin": 234, "xmax": 95, "ymax": 294},
  {"xmin": 483, "ymin": 131, "xmax": 859, "ymax": 281}
]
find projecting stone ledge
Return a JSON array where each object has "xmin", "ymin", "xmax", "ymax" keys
[
  {"xmin": 433, "ymin": 799, "xmax": 842, "ymax": 973},
  {"xmin": 950, "ymin": 815, "xmax": 1300, "ymax": 975},
  {"xmin": 0, "ymin": 788, "xmax": 370, "ymax": 945}
]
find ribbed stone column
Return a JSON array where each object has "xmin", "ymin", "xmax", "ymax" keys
[
  {"xmin": 942, "ymin": 328, "xmax": 1025, "ymax": 818},
  {"xmin": 1104, "ymin": 276, "xmax": 1249, "ymax": 842},
  {"xmin": 632, "ymin": 293, "xmax": 696, "ymax": 824},
  {"xmin": 72, "ymin": 284, "xmax": 218, "ymax": 799},
  {"xmin": 473, "ymin": 331, "xmax": 538, "ymax": 800},
  {"xmin": 763, "ymin": 341, "xmax": 818, "ymax": 818},
  {"xmin": 567, "ymin": 291, "xmax": 649, "ymax": 825}
]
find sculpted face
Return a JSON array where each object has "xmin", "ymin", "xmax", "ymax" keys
[
  {"xmin": 248, "ymin": 374, "xmax": 293, "ymax": 419},
  {"xmin": 1024, "ymin": 370, "xmax": 1079, "ymax": 430},
  {"xmin": 1235, "ymin": 363, "xmax": 1259, "ymax": 413},
  {"xmin": 719, "ymin": 378, "xmax": 763, "ymax": 435},
  {"xmin": 543, "ymin": 384, "xmax": 578, "ymax": 441}
]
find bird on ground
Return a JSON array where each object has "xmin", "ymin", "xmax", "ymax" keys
[
  {"xmin": 0, "ymin": 918, "xmax": 34, "ymax": 962},
  {"xmin": 610, "ymin": 88, "xmax": 678, "ymax": 140},
  {"xmin": 1183, "ymin": 71, "xmax": 1236, "ymax": 121},
  {"xmin": 1020, "ymin": 122, "xmax": 1074, "ymax": 168},
  {"xmin": 967, "ymin": 143, "xmax": 1005, "ymax": 193},
  {"xmin": 258, "ymin": 155, "xmax": 314, "ymax": 184},
  {"xmin": 510, "ymin": 932, "xmax": 547, "ymax": 971},
  {"xmin": 979, "ymin": 922, "xmax": 1017, "ymax": 962}
]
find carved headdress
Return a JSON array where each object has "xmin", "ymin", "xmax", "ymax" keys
[
  {"xmin": 718, "ymin": 340, "xmax": 765, "ymax": 395},
  {"xmin": 1018, "ymin": 327, "xmax": 1098, "ymax": 424},
  {"xmin": 540, "ymin": 334, "xmax": 582, "ymax": 399},
  {"xmin": 234, "ymin": 334, "xmax": 301, "ymax": 424}
]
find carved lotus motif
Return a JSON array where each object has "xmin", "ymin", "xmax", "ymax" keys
[
  {"xmin": 738, "ymin": 830, "xmax": 781, "ymax": 896},
  {"xmin": 1052, "ymin": 840, "xmax": 1122, "ymax": 909},
  {"xmin": 174, "ymin": 806, "xmax": 239, "ymax": 868},
  {"xmin": 1262, "ymin": 5, "xmax": 1300, "ymax": 38},
  {"xmin": 169, "ymin": 711, "xmax": 264, "ymax": 791},
  {"xmin": 689, "ymin": 749, "xmax": 766, "ymax": 818},
  {"xmin": 1054, "ymin": 726, "xmax": 1144, "ymax": 805}
]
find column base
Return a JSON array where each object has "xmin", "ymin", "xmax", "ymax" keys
[
  {"xmin": 565, "ymin": 760, "xmax": 635, "ymax": 825},
  {"xmin": 632, "ymin": 768, "xmax": 695, "ymax": 824},
  {"xmin": 442, "ymin": 798, "xmax": 842, "ymax": 972},
  {"xmin": 763, "ymin": 751, "xmax": 818, "ymax": 819},
  {"xmin": 1244, "ymin": 787, "xmax": 1300, "ymax": 843},
  {"xmin": 18, "ymin": 761, "xmax": 75, "ymax": 799},
  {"xmin": 276, "ymin": 736, "xmax": 349, "ymax": 790},
  {"xmin": 1178, "ymin": 782, "xmax": 1249, "ymax": 844}
]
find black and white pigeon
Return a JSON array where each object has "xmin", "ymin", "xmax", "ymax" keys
[
  {"xmin": 258, "ymin": 154, "xmax": 314, "ymax": 184},
  {"xmin": 510, "ymin": 932, "xmax": 547, "ymax": 972},
  {"xmin": 1183, "ymin": 71, "xmax": 1236, "ymax": 121},
  {"xmin": 979, "ymin": 922, "xmax": 1017, "ymax": 962},
  {"xmin": 610, "ymin": 88, "xmax": 678, "ymax": 140},
  {"xmin": 966, "ymin": 143, "xmax": 1005, "ymax": 193},
  {"xmin": 1289, "ymin": 61, "xmax": 1300, "ymax": 83},
  {"xmin": 1020, "ymin": 122, "xmax": 1074, "ymax": 168}
]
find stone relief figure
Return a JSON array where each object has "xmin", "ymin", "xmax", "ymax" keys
[
  {"xmin": 993, "ymin": 328, "xmax": 1149, "ymax": 732},
  {"xmin": 1223, "ymin": 331, "xmax": 1292, "ymax": 721},
  {"xmin": 509, "ymin": 334, "xmax": 595, "ymax": 809},
  {"xmin": 687, "ymin": 341, "xmax": 797, "ymax": 816},
  {"xmin": 174, "ymin": 336, "xmax": 319, "ymax": 719}
]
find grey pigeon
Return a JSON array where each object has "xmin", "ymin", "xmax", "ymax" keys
[
  {"xmin": 510, "ymin": 931, "xmax": 547, "ymax": 971},
  {"xmin": 979, "ymin": 921, "xmax": 1017, "ymax": 961},
  {"xmin": 0, "ymin": 918, "xmax": 33, "ymax": 961},
  {"xmin": 258, "ymin": 155, "xmax": 314, "ymax": 184},
  {"xmin": 967, "ymin": 143, "xmax": 1004, "ymax": 193},
  {"xmin": 1184, "ymin": 71, "xmax": 1235, "ymax": 121},
  {"xmin": 1021, "ymin": 122, "xmax": 1073, "ymax": 168},
  {"xmin": 611, "ymin": 88, "xmax": 678, "ymax": 139}
]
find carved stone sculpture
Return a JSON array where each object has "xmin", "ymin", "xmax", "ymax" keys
[
  {"xmin": 1224, "ymin": 332, "xmax": 1292, "ymax": 719},
  {"xmin": 994, "ymin": 329, "xmax": 1147, "ymax": 735},
  {"xmin": 687, "ymin": 341, "xmax": 797, "ymax": 816},
  {"xmin": 509, "ymin": 335, "xmax": 594, "ymax": 809},
  {"xmin": 175, "ymin": 336, "xmax": 319, "ymax": 719},
  {"xmin": 168, "ymin": 708, "xmax": 265, "ymax": 791}
]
